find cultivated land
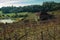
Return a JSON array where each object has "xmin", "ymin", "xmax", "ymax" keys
[{"xmin": 0, "ymin": 10, "xmax": 60, "ymax": 40}]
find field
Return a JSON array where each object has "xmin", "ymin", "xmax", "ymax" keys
[
  {"xmin": 0, "ymin": 11, "xmax": 38, "ymax": 22},
  {"xmin": 0, "ymin": 10, "xmax": 60, "ymax": 40}
]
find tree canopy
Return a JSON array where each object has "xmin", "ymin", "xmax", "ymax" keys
[{"xmin": 0, "ymin": 1, "xmax": 60, "ymax": 13}]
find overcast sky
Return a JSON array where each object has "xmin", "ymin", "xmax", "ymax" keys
[{"xmin": 0, "ymin": 0, "xmax": 60, "ymax": 8}]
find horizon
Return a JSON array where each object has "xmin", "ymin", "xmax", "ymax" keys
[{"xmin": 0, "ymin": 0, "xmax": 60, "ymax": 8}]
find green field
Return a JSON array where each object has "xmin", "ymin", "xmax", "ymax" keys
[
  {"xmin": 0, "ymin": 11, "xmax": 39, "ymax": 22},
  {"xmin": 0, "ymin": 10, "xmax": 60, "ymax": 21}
]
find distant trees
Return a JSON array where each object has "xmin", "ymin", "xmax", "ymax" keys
[
  {"xmin": 42, "ymin": 1, "xmax": 60, "ymax": 11},
  {"xmin": 1, "ymin": 5, "xmax": 42, "ymax": 13},
  {"xmin": 0, "ymin": 1, "xmax": 60, "ymax": 13},
  {"xmin": 1, "ymin": 6, "xmax": 17, "ymax": 13}
]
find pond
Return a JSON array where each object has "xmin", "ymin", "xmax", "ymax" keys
[{"xmin": 0, "ymin": 19, "xmax": 15, "ymax": 24}]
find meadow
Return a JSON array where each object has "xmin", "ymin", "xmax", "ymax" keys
[{"xmin": 0, "ymin": 10, "xmax": 60, "ymax": 40}]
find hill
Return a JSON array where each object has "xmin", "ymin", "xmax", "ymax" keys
[{"xmin": 0, "ymin": 10, "xmax": 60, "ymax": 40}]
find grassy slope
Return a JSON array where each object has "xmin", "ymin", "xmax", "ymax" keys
[{"xmin": 0, "ymin": 10, "xmax": 60, "ymax": 40}]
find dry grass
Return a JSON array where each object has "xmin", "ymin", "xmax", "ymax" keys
[{"xmin": 0, "ymin": 11, "xmax": 60, "ymax": 40}]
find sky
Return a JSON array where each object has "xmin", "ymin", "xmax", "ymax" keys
[{"xmin": 0, "ymin": 0, "xmax": 60, "ymax": 8}]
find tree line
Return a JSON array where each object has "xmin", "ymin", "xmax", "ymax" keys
[{"xmin": 0, "ymin": 1, "xmax": 60, "ymax": 13}]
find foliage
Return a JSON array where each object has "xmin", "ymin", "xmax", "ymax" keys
[{"xmin": 0, "ymin": 1, "xmax": 60, "ymax": 13}]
